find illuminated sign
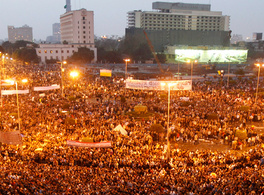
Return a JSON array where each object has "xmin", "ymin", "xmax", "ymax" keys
[{"xmin": 175, "ymin": 49, "xmax": 248, "ymax": 63}]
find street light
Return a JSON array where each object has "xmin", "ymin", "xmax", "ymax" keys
[
  {"xmin": 187, "ymin": 59, "xmax": 198, "ymax": 84},
  {"xmin": 57, "ymin": 61, "xmax": 67, "ymax": 97},
  {"xmin": 124, "ymin": 59, "xmax": 130, "ymax": 80},
  {"xmin": 161, "ymin": 82, "xmax": 177, "ymax": 160},
  {"xmin": 255, "ymin": 63, "xmax": 264, "ymax": 104},
  {"xmin": 70, "ymin": 70, "xmax": 79, "ymax": 79},
  {"xmin": 3, "ymin": 79, "xmax": 28, "ymax": 131}
]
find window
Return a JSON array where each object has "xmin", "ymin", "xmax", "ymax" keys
[
  {"xmin": 83, "ymin": 21, "xmax": 85, "ymax": 24},
  {"xmin": 56, "ymin": 50, "xmax": 58, "ymax": 53},
  {"xmin": 50, "ymin": 50, "xmax": 53, "ymax": 53},
  {"xmin": 44, "ymin": 50, "xmax": 47, "ymax": 53},
  {"xmin": 38, "ymin": 50, "xmax": 41, "ymax": 54},
  {"xmin": 83, "ymin": 17, "xmax": 85, "ymax": 20},
  {"xmin": 67, "ymin": 50, "xmax": 69, "ymax": 53}
]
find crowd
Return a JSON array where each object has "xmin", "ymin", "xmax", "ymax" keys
[{"xmin": 0, "ymin": 63, "xmax": 263, "ymax": 194}]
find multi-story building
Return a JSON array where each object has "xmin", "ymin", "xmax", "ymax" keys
[
  {"xmin": 8, "ymin": 25, "xmax": 33, "ymax": 43},
  {"xmin": 128, "ymin": 2, "xmax": 230, "ymax": 32},
  {"xmin": 126, "ymin": 2, "xmax": 231, "ymax": 52},
  {"xmin": 46, "ymin": 23, "xmax": 61, "ymax": 43},
  {"xmin": 36, "ymin": 43, "xmax": 97, "ymax": 63},
  {"xmin": 38, "ymin": 6, "xmax": 97, "ymax": 64},
  {"xmin": 60, "ymin": 8, "xmax": 94, "ymax": 45}
]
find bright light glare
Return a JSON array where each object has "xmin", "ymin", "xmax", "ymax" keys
[
  {"xmin": 70, "ymin": 71, "xmax": 79, "ymax": 78},
  {"xmin": 22, "ymin": 79, "xmax": 28, "ymax": 83}
]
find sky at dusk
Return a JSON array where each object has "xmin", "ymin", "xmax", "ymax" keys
[{"xmin": 0, "ymin": 0, "xmax": 263, "ymax": 41}]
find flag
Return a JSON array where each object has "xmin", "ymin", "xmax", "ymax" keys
[{"xmin": 64, "ymin": 5, "xmax": 67, "ymax": 9}]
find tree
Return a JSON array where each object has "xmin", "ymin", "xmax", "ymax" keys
[
  {"xmin": 0, "ymin": 46, "xmax": 4, "ymax": 53},
  {"xmin": 13, "ymin": 48, "xmax": 39, "ymax": 64},
  {"xmin": 70, "ymin": 47, "xmax": 94, "ymax": 64}
]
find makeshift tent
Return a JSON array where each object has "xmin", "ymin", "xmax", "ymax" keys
[{"xmin": 113, "ymin": 124, "xmax": 128, "ymax": 136}]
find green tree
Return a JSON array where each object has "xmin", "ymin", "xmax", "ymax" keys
[
  {"xmin": 13, "ymin": 48, "xmax": 39, "ymax": 63},
  {"xmin": 70, "ymin": 47, "xmax": 94, "ymax": 64}
]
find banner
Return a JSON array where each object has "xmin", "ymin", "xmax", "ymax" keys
[
  {"xmin": 34, "ymin": 84, "xmax": 60, "ymax": 91},
  {"xmin": 126, "ymin": 79, "xmax": 192, "ymax": 91},
  {"xmin": 1, "ymin": 90, "xmax": 29, "ymax": 95},
  {"xmin": 0, "ymin": 131, "xmax": 22, "ymax": 145},
  {"xmin": 100, "ymin": 69, "xmax": 112, "ymax": 77},
  {"xmin": 67, "ymin": 140, "xmax": 112, "ymax": 148}
]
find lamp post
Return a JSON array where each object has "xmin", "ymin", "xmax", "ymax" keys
[
  {"xmin": 161, "ymin": 82, "xmax": 176, "ymax": 160},
  {"xmin": 57, "ymin": 61, "xmax": 67, "ymax": 97},
  {"xmin": 124, "ymin": 59, "xmax": 130, "ymax": 80},
  {"xmin": 187, "ymin": 59, "xmax": 197, "ymax": 84},
  {"xmin": 7, "ymin": 79, "xmax": 28, "ymax": 131},
  {"xmin": 255, "ymin": 63, "xmax": 264, "ymax": 105}
]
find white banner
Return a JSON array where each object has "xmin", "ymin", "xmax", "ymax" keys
[
  {"xmin": 125, "ymin": 79, "xmax": 192, "ymax": 91},
  {"xmin": 34, "ymin": 85, "xmax": 60, "ymax": 91},
  {"xmin": 1, "ymin": 90, "xmax": 29, "ymax": 95},
  {"xmin": 67, "ymin": 140, "xmax": 112, "ymax": 148}
]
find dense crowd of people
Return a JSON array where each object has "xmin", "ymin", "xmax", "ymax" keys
[{"xmin": 0, "ymin": 63, "xmax": 263, "ymax": 194}]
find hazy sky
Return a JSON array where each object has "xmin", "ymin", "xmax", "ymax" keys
[{"xmin": 0, "ymin": 0, "xmax": 263, "ymax": 40}]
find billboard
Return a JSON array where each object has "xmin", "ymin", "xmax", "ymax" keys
[
  {"xmin": 100, "ymin": 69, "xmax": 112, "ymax": 77},
  {"xmin": 175, "ymin": 49, "xmax": 248, "ymax": 63}
]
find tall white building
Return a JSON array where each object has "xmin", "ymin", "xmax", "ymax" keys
[
  {"xmin": 60, "ymin": 8, "xmax": 94, "ymax": 46},
  {"xmin": 8, "ymin": 25, "xmax": 33, "ymax": 43},
  {"xmin": 38, "ymin": 7, "xmax": 97, "ymax": 64},
  {"xmin": 127, "ymin": 2, "xmax": 230, "ymax": 32}
]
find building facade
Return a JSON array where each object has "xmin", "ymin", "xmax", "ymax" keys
[
  {"xmin": 60, "ymin": 8, "xmax": 94, "ymax": 46},
  {"xmin": 8, "ymin": 25, "xmax": 33, "ymax": 43},
  {"xmin": 126, "ymin": 2, "xmax": 231, "ymax": 53},
  {"xmin": 46, "ymin": 23, "xmax": 61, "ymax": 43},
  {"xmin": 36, "ymin": 44, "xmax": 97, "ymax": 63},
  {"xmin": 128, "ymin": 2, "xmax": 230, "ymax": 32}
]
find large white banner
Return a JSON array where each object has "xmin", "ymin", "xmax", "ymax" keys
[
  {"xmin": 67, "ymin": 140, "xmax": 112, "ymax": 148},
  {"xmin": 125, "ymin": 79, "xmax": 192, "ymax": 91},
  {"xmin": 34, "ymin": 84, "xmax": 60, "ymax": 91},
  {"xmin": 1, "ymin": 90, "xmax": 29, "ymax": 95}
]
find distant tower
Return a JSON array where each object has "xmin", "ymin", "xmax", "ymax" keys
[{"xmin": 66, "ymin": 0, "xmax": 71, "ymax": 12}]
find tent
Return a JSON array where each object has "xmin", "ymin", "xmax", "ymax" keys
[{"xmin": 113, "ymin": 124, "xmax": 128, "ymax": 136}]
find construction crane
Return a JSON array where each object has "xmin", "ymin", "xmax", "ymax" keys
[{"xmin": 143, "ymin": 30, "xmax": 165, "ymax": 74}]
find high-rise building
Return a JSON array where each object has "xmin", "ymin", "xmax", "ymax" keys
[
  {"xmin": 128, "ymin": 2, "xmax": 230, "ymax": 32},
  {"xmin": 46, "ymin": 23, "xmax": 61, "ymax": 43},
  {"xmin": 8, "ymin": 25, "xmax": 33, "ymax": 43},
  {"xmin": 38, "ymin": 6, "xmax": 97, "ymax": 64},
  {"xmin": 53, "ymin": 23, "xmax": 60, "ymax": 36},
  {"xmin": 126, "ymin": 2, "xmax": 231, "ymax": 52},
  {"xmin": 65, "ymin": 0, "xmax": 71, "ymax": 12},
  {"xmin": 60, "ymin": 8, "xmax": 94, "ymax": 46}
]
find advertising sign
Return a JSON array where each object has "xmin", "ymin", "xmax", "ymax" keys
[{"xmin": 175, "ymin": 49, "xmax": 248, "ymax": 63}]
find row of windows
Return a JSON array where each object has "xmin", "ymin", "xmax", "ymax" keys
[
  {"xmin": 38, "ymin": 50, "xmax": 75, "ymax": 54},
  {"xmin": 146, "ymin": 27, "xmax": 220, "ymax": 31}
]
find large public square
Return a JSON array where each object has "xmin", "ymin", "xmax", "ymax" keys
[{"xmin": 0, "ymin": 62, "xmax": 263, "ymax": 194}]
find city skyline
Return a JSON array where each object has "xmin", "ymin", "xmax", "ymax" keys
[{"xmin": 1, "ymin": 0, "xmax": 264, "ymax": 41}]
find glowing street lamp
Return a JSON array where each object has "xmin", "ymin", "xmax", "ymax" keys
[
  {"xmin": 124, "ymin": 58, "xmax": 130, "ymax": 80},
  {"xmin": 70, "ymin": 70, "xmax": 79, "ymax": 79}
]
